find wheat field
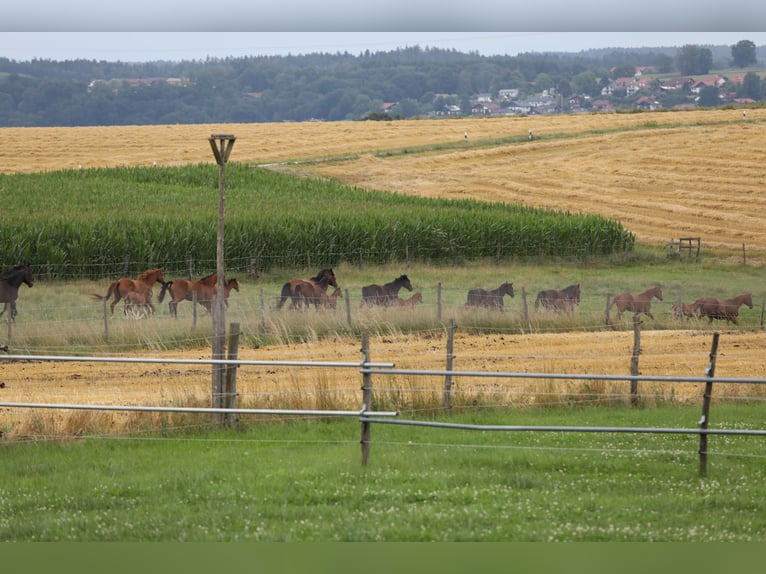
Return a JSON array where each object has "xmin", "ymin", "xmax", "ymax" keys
[{"xmin": 2, "ymin": 109, "xmax": 766, "ymax": 436}]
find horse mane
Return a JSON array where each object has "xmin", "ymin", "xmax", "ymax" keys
[{"xmin": 137, "ymin": 268, "xmax": 162, "ymax": 281}]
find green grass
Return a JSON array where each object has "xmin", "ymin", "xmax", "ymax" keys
[{"xmin": 1, "ymin": 404, "xmax": 764, "ymax": 541}]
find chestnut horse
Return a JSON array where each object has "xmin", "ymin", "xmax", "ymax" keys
[
  {"xmin": 160, "ymin": 273, "xmax": 239, "ymax": 317},
  {"xmin": 277, "ymin": 268, "xmax": 337, "ymax": 310},
  {"xmin": 291, "ymin": 274, "xmax": 333, "ymax": 311},
  {"xmin": 611, "ymin": 285, "xmax": 663, "ymax": 319},
  {"xmin": 534, "ymin": 283, "xmax": 581, "ymax": 313},
  {"xmin": 360, "ymin": 274, "xmax": 413, "ymax": 307},
  {"xmin": 0, "ymin": 264, "xmax": 34, "ymax": 320},
  {"xmin": 395, "ymin": 292, "xmax": 423, "ymax": 308},
  {"xmin": 693, "ymin": 293, "xmax": 753, "ymax": 325},
  {"xmin": 464, "ymin": 282, "xmax": 514, "ymax": 311},
  {"xmin": 91, "ymin": 267, "xmax": 166, "ymax": 317},
  {"xmin": 671, "ymin": 301, "xmax": 697, "ymax": 319}
]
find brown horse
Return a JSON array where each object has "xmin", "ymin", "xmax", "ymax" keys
[
  {"xmin": 464, "ymin": 282, "xmax": 514, "ymax": 311},
  {"xmin": 360, "ymin": 274, "xmax": 413, "ymax": 307},
  {"xmin": 160, "ymin": 273, "xmax": 239, "ymax": 317},
  {"xmin": 671, "ymin": 301, "xmax": 698, "ymax": 319},
  {"xmin": 693, "ymin": 293, "xmax": 753, "ymax": 325},
  {"xmin": 534, "ymin": 283, "xmax": 581, "ymax": 313},
  {"xmin": 0, "ymin": 264, "xmax": 34, "ymax": 320},
  {"xmin": 123, "ymin": 289, "xmax": 155, "ymax": 318},
  {"xmin": 611, "ymin": 285, "xmax": 663, "ymax": 319},
  {"xmin": 321, "ymin": 287, "xmax": 344, "ymax": 310},
  {"xmin": 395, "ymin": 292, "xmax": 423, "ymax": 308},
  {"xmin": 291, "ymin": 274, "xmax": 334, "ymax": 311},
  {"xmin": 277, "ymin": 268, "xmax": 338, "ymax": 310},
  {"xmin": 91, "ymin": 267, "xmax": 166, "ymax": 317}
]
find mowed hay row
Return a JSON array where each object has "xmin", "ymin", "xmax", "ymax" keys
[
  {"xmin": 1, "ymin": 108, "xmax": 760, "ymax": 174},
  {"xmin": 3, "ymin": 329, "xmax": 765, "ymax": 438},
  {"xmin": 309, "ymin": 119, "xmax": 766, "ymax": 255}
]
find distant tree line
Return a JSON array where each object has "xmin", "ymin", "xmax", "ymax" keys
[{"xmin": 0, "ymin": 41, "xmax": 763, "ymax": 127}]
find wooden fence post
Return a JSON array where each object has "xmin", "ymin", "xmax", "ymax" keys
[
  {"xmin": 699, "ymin": 332, "xmax": 720, "ymax": 477},
  {"xmin": 187, "ymin": 254, "xmax": 194, "ymax": 280},
  {"xmin": 102, "ymin": 298, "xmax": 109, "ymax": 340},
  {"xmin": 259, "ymin": 288, "xmax": 266, "ymax": 334},
  {"xmin": 630, "ymin": 314, "xmax": 641, "ymax": 406},
  {"xmin": 443, "ymin": 318, "xmax": 456, "ymax": 411},
  {"xmin": 192, "ymin": 291, "xmax": 198, "ymax": 330},
  {"xmin": 345, "ymin": 288, "xmax": 352, "ymax": 326},
  {"xmin": 521, "ymin": 287, "xmax": 529, "ymax": 325},
  {"xmin": 6, "ymin": 311, "xmax": 11, "ymax": 343},
  {"xmin": 437, "ymin": 282, "xmax": 442, "ymax": 322},
  {"xmin": 360, "ymin": 333, "xmax": 372, "ymax": 466},
  {"xmin": 222, "ymin": 322, "xmax": 240, "ymax": 426},
  {"xmin": 605, "ymin": 294, "xmax": 612, "ymax": 325}
]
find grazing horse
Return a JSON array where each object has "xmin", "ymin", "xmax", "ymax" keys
[
  {"xmin": 671, "ymin": 301, "xmax": 697, "ymax": 319},
  {"xmin": 0, "ymin": 264, "xmax": 34, "ymax": 320},
  {"xmin": 395, "ymin": 292, "xmax": 423, "ymax": 308},
  {"xmin": 160, "ymin": 273, "xmax": 239, "ymax": 317},
  {"xmin": 693, "ymin": 293, "xmax": 753, "ymax": 325},
  {"xmin": 464, "ymin": 282, "xmax": 515, "ymax": 311},
  {"xmin": 611, "ymin": 285, "xmax": 663, "ymax": 319},
  {"xmin": 277, "ymin": 268, "xmax": 338, "ymax": 310},
  {"xmin": 91, "ymin": 268, "xmax": 166, "ymax": 317},
  {"xmin": 360, "ymin": 274, "xmax": 413, "ymax": 307},
  {"xmin": 534, "ymin": 283, "xmax": 581, "ymax": 313},
  {"xmin": 291, "ymin": 274, "xmax": 333, "ymax": 311}
]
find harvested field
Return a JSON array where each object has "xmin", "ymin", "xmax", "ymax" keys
[{"xmin": 2, "ymin": 109, "xmax": 765, "ymax": 437}]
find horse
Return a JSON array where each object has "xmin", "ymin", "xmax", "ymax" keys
[
  {"xmin": 671, "ymin": 301, "xmax": 698, "ymax": 319},
  {"xmin": 611, "ymin": 285, "xmax": 663, "ymax": 319},
  {"xmin": 321, "ymin": 287, "xmax": 344, "ymax": 310},
  {"xmin": 0, "ymin": 264, "xmax": 34, "ymax": 320},
  {"xmin": 534, "ymin": 283, "xmax": 581, "ymax": 313},
  {"xmin": 360, "ymin": 274, "xmax": 413, "ymax": 307},
  {"xmin": 91, "ymin": 268, "xmax": 166, "ymax": 317},
  {"xmin": 276, "ymin": 268, "xmax": 338, "ymax": 310},
  {"xmin": 160, "ymin": 273, "xmax": 239, "ymax": 317},
  {"xmin": 123, "ymin": 289, "xmax": 155, "ymax": 319},
  {"xmin": 693, "ymin": 293, "xmax": 753, "ymax": 325},
  {"xmin": 395, "ymin": 292, "xmax": 423, "ymax": 308},
  {"xmin": 464, "ymin": 282, "xmax": 514, "ymax": 311},
  {"xmin": 291, "ymin": 274, "xmax": 333, "ymax": 311}
]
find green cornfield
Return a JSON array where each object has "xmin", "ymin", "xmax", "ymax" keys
[{"xmin": 1, "ymin": 163, "xmax": 634, "ymax": 278}]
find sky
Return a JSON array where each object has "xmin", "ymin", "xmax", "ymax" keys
[
  {"xmin": 2, "ymin": 1, "xmax": 765, "ymax": 63},
  {"xmin": 3, "ymin": 32, "xmax": 766, "ymax": 63}
]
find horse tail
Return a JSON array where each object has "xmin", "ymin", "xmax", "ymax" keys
[
  {"xmin": 90, "ymin": 280, "xmax": 119, "ymax": 301},
  {"xmin": 158, "ymin": 281, "xmax": 172, "ymax": 303},
  {"xmin": 276, "ymin": 282, "xmax": 291, "ymax": 310},
  {"xmin": 534, "ymin": 292, "xmax": 543, "ymax": 310}
]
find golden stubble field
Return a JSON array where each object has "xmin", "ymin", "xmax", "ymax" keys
[{"xmin": 2, "ymin": 109, "xmax": 766, "ymax": 435}]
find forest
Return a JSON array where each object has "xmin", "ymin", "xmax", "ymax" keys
[{"xmin": 0, "ymin": 41, "xmax": 764, "ymax": 126}]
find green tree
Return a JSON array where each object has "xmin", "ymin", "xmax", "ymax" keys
[
  {"xmin": 676, "ymin": 45, "xmax": 713, "ymax": 75},
  {"xmin": 731, "ymin": 40, "xmax": 757, "ymax": 67},
  {"xmin": 738, "ymin": 71, "xmax": 763, "ymax": 100},
  {"xmin": 697, "ymin": 85, "xmax": 720, "ymax": 107}
]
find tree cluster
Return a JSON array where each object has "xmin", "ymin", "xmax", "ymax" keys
[{"xmin": 0, "ymin": 41, "xmax": 763, "ymax": 127}]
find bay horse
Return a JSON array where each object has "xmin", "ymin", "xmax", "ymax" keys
[
  {"xmin": 693, "ymin": 293, "xmax": 753, "ymax": 325},
  {"xmin": 360, "ymin": 274, "xmax": 413, "ymax": 307},
  {"xmin": 0, "ymin": 264, "xmax": 34, "ymax": 320},
  {"xmin": 276, "ymin": 268, "xmax": 338, "ymax": 310},
  {"xmin": 534, "ymin": 283, "xmax": 580, "ymax": 313},
  {"xmin": 464, "ymin": 282, "xmax": 514, "ymax": 311},
  {"xmin": 160, "ymin": 273, "xmax": 239, "ymax": 317},
  {"xmin": 291, "ymin": 274, "xmax": 333, "ymax": 311},
  {"xmin": 91, "ymin": 268, "xmax": 166, "ymax": 317},
  {"xmin": 611, "ymin": 285, "xmax": 663, "ymax": 319}
]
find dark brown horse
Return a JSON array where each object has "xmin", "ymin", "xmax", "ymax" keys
[
  {"xmin": 611, "ymin": 285, "xmax": 663, "ymax": 319},
  {"xmin": 534, "ymin": 283, "xmax": 581, "ymax": 313},
  {"xmin": 464, "ymin": 282, "xmax": 515, "ymax": 311},
  {"xmin": 0, "ymin": 264, "xmax": 34, "ymax": 320},
  {"xmin": 360, "ymin": 274, "xmax": 413, "ymax": 307},
  {"xmin": 291, "ymin": 274, "xmax": 333, "ymax": 311},
  {"xmin": 693, "ymin": 293, "xmax": 753, "ymax": 325},
  {"xmin": 277, "ymin": 268, "xmax": 338, "ymax": 310},
  {"xmin": 91, "ymin": 268, "xmax": 166, "ymax": 317},
  {"xmin": 160, "ymin": 273, "xmax": 239, "ymax": 317}
]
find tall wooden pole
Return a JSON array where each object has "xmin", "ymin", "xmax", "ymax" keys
[{"xmin": 209, "ymin": 135, "xmax": 235, "ymax": 418}]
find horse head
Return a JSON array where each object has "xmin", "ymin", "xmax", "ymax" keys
[
  {"xmin": 21, "ymin": 264, "xmax": 34, "ymax": 288},
  {"xmin": 502, "ymin": 282, "xmax": 515, "ymax": 298},
  {"xmin": 398, "ymin": 275, "xmax": 413, "ymax": 291},
  {"xmin": 742, "ymin": 293, "xmax": 753, "ymax": 309},
  {"xmin": 653, "ymin": 285, "xmax": 663, "ymax": 301}
]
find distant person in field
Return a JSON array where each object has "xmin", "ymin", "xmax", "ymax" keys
[{"xmin": 528, "ymin": 129, "xmax": 533, "ymax": 141}]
